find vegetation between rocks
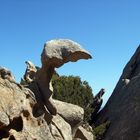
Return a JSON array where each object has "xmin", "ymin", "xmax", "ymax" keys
[{"xmin": 52, "ymin": 74, "xmax": 94, "ymax": 123}]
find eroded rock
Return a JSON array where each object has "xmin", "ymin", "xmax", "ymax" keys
[
  {"xmin": 22, "ymin": 61, "xmax": 38, "ymax": 85},
  {"xmin": 41, "ymin": 39, "xmax": 92, "ymax": 68},
  {"xmin": 0, "ymin": 67, "xmax": 16, "ymax": 83},
  {"xmin": 0, "ymin": 39, "xmax": 93, "ymax": 140},
  {"xmin": 0, "ymin": 77, "xmax": 54, "ymax": 140},
  {"xmin": 53, "ymin": 100, "xmax": 84, "ymax": 136},
  {"xmin": 52, "ymin": 114, "xmax": 72, "ymax": 140},
  {"xmin": 74, "ymin": 126, "xmax": 94, "ymax": 140},
  {"xmin": 34, "ymin": 39, "xmax": 92, "ymax": 116}
]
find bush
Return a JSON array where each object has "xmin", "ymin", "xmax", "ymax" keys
[
  {"xmin": 52, "ymin": 75, "xmax": 94, "ymax": 122},
  {"xmin": 93, "ymin": 121, "xmax": 110, "ymax": 140}
]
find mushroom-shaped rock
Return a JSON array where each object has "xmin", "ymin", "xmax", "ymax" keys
[
  {"xmin": 41, "ymin": 39, "xmax": 92, "ymax": 68},
  {"xmin": 35, "ymin": 39, "xmax": 92, "ymax": 115}
]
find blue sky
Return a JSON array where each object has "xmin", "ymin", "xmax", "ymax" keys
[{"xmin": 0, "ymin": 0, "xmax": 140, "ymax": 105}]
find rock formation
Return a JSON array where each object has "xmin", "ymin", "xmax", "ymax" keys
[
  {"xmin": 96, "ymin": 46, "xmax": 140, "ymax": 140},
  {"xmin": 34, "ymin": 39, "xmax": 92, "ymax": 115},
  {"xmin": 22, "ymin": 61, "xmax": 38, "ymax": 85},
  {"xmin": 0, "ymin": 75, "xmax": 54, "ymax": 140},
  {"xmin": 0, "ymin": 67, "xmax": 16, "ymax": 83},
  {"xmin": 0, "ymin": 39, "xmax": 94, "ymax": 140},
  {"xmin": 90, "ymin": 89, "xmax": 105, "ymax": 124},
  {"xmin": 74, "ymin": 126, "xmax": 95, "ymax": 140}
]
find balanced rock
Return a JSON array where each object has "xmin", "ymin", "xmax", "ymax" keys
[
  {"xmin": 34, "ymin": 39, "xmax": 92, "ymax": 115},
  {"xmin": 41, "ymin": 39, "xmax": 92, "ymax": 68}
]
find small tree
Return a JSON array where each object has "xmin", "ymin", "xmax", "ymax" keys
[{"xmin": 52, "ymin": 75, "xmax": 94, "ymax": 122}]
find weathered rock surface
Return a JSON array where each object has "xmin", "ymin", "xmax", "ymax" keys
[
  {"xmin": 53, "ymin": 100, "xmax": 84, "ymax": 136},
  {"xmin": 52, "ymin": 114, "xmax": 72, "ymax": 140},
  {"xmin": 0, "ymin": 70, "xmax": 89, "ymax": 140},
  {"xmin": 0, "ymin": 77, "xmax": 54, "ymax": 140},
  {"xmin": 0, "ymin": 67, "xmax": 16, "ymax": 83},
  {"xmin": 0, "ymin": 39, "xmax": 93, "ymax": 140},
  {"xmin": 41, "ymin": 39, "xmax": 92, "ymax": 68},
  {"xmin": 34, "ymin": 39, "xmax": 92, "ymax": 116},
  {"xmin": 74, "ymin": 126, "xmax": 94, "ymax": 140},
  {"xmin": 96, "ymin": 46, "xmax": 140, "ymax": 140}
]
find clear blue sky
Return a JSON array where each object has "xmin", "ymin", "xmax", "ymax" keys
[{"xmin": 0, "ymin": 0, "xmax": 140, "ymax": 105}]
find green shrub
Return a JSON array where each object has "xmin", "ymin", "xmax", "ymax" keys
[
  {"xmin": 52, "ymin": 75, "xmax": 94, "ymax": 122},
  {"xmin": 93, "ymin": 121, "xmax": 110, "ymax": 140}
]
